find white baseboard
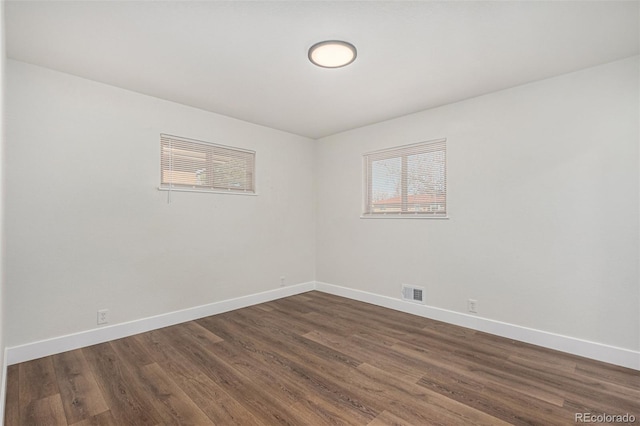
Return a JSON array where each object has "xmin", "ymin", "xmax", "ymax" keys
[
  {"xmin": 5, "ymin": 280, "xmax": 638, "ymax": 371},
  {"xmin": 6, "ymin": 282, "xmax": 315, "ymax": 365},
  {"xmin": 0, "ymin": 348, "xmax": 8, "ymax": 424},
  {"xmin": 315, "ymin": 281, "xmax": 640, "ymax": 371}
]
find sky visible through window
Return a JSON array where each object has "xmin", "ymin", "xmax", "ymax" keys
[
  {"xmin": 372, "ymin": 157, "xmax": 401, "ymax": 202},
  {"xmin": 372, "ymin": 152, "xmax": 445, "ymax": 202}
]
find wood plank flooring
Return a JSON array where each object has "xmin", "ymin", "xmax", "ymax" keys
[{"xmin": 5, "ymin": 291, "xmax": 639, "ymax": 425}]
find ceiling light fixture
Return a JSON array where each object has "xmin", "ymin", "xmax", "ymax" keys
[{"xmin": 308, "ymin": 40, "xmax": 357, "ymax": 68}]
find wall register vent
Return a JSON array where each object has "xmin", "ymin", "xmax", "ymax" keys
[{"xmin": 402, "ymin": 284, "xmax": 425, "ymax": 304}]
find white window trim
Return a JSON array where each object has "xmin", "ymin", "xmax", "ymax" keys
[
  {"xmin": 360, "ymin": 214, "xmax": 449, "ymax": 220},
  {"xmin": 157, "ymin": 187, "xmax": 258, "ymax": 196},
  {"xmin": 159, "ymin": 134, "xmax": 256, "ymax": 199},
  {"xmin": 361, "ymin": 138, "xmax": 448, "ymax": 219}
]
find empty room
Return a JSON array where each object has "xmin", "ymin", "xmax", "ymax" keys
[{"xmin": 0, "ymin": 1, "xmax": 639, "ymax": 425}]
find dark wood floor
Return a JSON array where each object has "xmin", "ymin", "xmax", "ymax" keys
[{"xmin": 4, "ymin": 291, "xmax": 639, "ymax": 425}]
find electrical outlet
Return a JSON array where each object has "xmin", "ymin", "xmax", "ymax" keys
[
  {"xmin": 467, "ymin": 299, "xmax": 477, "ymax": 314},
  {"xmin": 280, "ymin": 276, "xmax": 286, "ymax": 287},
  {"xmin": 97, "ymin": 309, "xmax": 109, "ymax": 325}
]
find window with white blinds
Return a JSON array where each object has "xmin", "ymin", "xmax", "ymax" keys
[
  {"xmin": 160, "ymin": 134, "xmax": 255, "ymax": 194},
  {"xmin": 363, "ymin": 139, "xmax": 446, "ymax": 217}
]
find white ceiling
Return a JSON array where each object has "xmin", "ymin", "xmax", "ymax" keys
[{"xmin": 5, "ymin": 1, "xmax": 639, "ymax": 139}]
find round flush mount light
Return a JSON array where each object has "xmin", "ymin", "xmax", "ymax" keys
[{"xmin": 308, "ymin": 40, "xmax": 357, "ymax": 68}]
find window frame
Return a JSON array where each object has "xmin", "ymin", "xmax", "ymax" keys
[
  {"xmin": 159, "ymin": 134, "xmax": 257, "ymax": 196},
  {"xmin": 362, "ymin": 138, "xmax": 447, "ymax": 219}
]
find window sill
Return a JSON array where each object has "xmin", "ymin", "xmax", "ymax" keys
[
  {"xmin": 360, "ymin": 214, "xmax": 449, "ymax": 220},
  {"xmin": 158, "ymin": 187, "xmax": 257, "ymax": 196}
]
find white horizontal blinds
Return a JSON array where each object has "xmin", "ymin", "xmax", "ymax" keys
[
  {"xmin": 364, "ymin": 139, "xmax": 446, "ymax": 216},
  {"xmin": 369, "ymin": 157, "xmax": 402, "ymax": 211},
  {"xmin": 161, "ymin": 134, "xmax": 255, "ymax": 193}
]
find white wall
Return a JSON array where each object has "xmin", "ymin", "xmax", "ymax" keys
[
  {"xmin": 0, "ymin": 0, "xmax": 7, "ymax": 411},
  {"xmin": 4, "ymin": 55, "xmax": 639, "ymax": 365},
  {"xmin": 316, "ymin": 57, "xmax": 639, "ymax": 352},
  {"xmin": 5, "ymin": 60, "xmax": 316, "ymax": 347}
]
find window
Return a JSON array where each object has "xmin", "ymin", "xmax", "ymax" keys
[
  {"xmin": 363, "ymin": 139, "xmax": 446, "ymax": 217},
  {"xmin": 160, "ymin": 134, "xmax": 255, "ymax": 194}
]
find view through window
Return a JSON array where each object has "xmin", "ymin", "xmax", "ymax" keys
[
  {"xmin": 160, "ymin": 134, "xmax": 255, "ymax": 194},
  {"xmin": 363, "ymin": 139, "xmax": 446, "ymax": 217}
]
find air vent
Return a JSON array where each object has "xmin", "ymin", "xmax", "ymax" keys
[{"xmin": 402, "ymin": 284, "xmax": 425, "ymax": 304}]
